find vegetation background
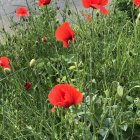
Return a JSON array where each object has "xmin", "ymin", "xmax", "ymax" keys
[{"xmin": 0, "ymin": 0, "xmax": 140, "ymax": 139}]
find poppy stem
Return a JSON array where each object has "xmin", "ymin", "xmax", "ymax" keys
[
  {"xmin": 51, "ymin": 106, "xmax": 56, "ymax": 112},
  {"xmin": 0, "ymin": 67, "xmax": 28, "ymax": 82}
]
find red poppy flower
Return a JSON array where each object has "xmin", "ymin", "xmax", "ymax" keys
[
  {"xmin": 48, "ymin": 84, "xmax": 83, "ymax": 112},
  {"xmin": 24, "ymin": 82, "xmax": 32, "ymax": 90},
  {"xmin": 16, "ymin": 7, "xmax": 28, "ymax": 17},
  {"xmin": 82, "ymin": 13, "xmax": 91, "ymax": 23},
  {"xmin": 0, "ymin": 57, "xmax": 11, "ymax": 69},
  {"xmin": 133, "ymin": 0, "xmax": 140, "ymax": 9},
  {"xmin": 82, "ymin": 0, "xmax": 109, "ymax": 15},
  {"xmin": 55, "ymin": 22, "xmax": 74, "ymax": 48},
  {"xmin": 38, "ymin": 0, "xmax": 51, "ymax": 6}
]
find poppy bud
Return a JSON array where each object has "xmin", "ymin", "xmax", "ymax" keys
[
  {"xmin": 117, "ymin": 84, "xmax": 123, "ymax": 97},
  {"xmin": 4, "ymin": 68, "xmax": 11, "ymax": 74},
  {"xmin": 24, "ymin": 82, "xmax": 32, "ymax": 90},
  {"xmin": 68, "ymin": 10, "xmax": 71, "ymax": 16},
  {"xmin": 29, "ymin": 59, "xmax": 36, "ymax": 67},
  {"xmin": 56, "ymin": 19, "xmax": 59, "ymax": 24},
  {"xmin": 96, "ymin": 11, "xmax": 100, "ymax": 17},
  {"xmin": 42, "ymin": 36, "xmax": 47, "ymax": 42},
  {"xmin": 86, "ymin": 96, "xmax": 90, "ymax": 104}
]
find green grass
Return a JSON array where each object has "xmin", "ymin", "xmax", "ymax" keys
[{"xmin": 0, "ymin": 1, "xmax": 140, "ymax": 140}]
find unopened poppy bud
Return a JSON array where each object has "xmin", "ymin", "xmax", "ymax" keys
[
  {"xmin": 56, "ymin": 19, "xmax": 59, "ymax": 24},
  {"xmin": 96, "ymin": 11, "xmax": 100, "ymax": 17},
  {"xmin": 86, "ymin": 96, "xmax": 90, "ymax": 104},
  {"xmin": 42, "ymin": 36, "xmax": 47, "ymax": 42},
  {"xmin": 117, "ymin": 84, "xmax": 123, "ymax": 97},
  {"xmin": 29, "ymin": 59, "xmax": 36, "ymax": 67},
  {"xmin": 4, "ymin": 68, "xmax": 11, "ymax": 74},
  {"xmin": 38, "ymin": 0, "xmax": 51, "ymax": 6},
  {"xmin": 24, "ymin": 82, "xmax": 32, "ymax": 90}
]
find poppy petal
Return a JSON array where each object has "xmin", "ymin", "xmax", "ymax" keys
[
  {"xmin": 91, "ymin": 4, "xmax": 108, "ymax": 15},
  {"xmin": 55, "ymin": 22, "xmax": 74, "ymax": 48},
  {"xmin": 63, "ymin": 41, "xmax": 68, "ymax": 48},
  {"xmin": 133, "ymin": 0, "xmax": 140, "ymax": 5},
  {"xmin": 48, "ymin": 84, "xmax": 83, "ymax": 111},
  {"xmin": 99, "ymin": 0, "xmax": 108, "ymax": 6},
  {"xmin": 82, "ymin": 0, "xmax": 91, "ymax": 8},
  {"xmin": 0, "ymin": 57, "xmax": 9, "ymax": 66},
  {"xmin": 99, "ymin": 6, "xmax": 108, "ymax": 15},
  {"xmin": 0, "ymin": 57, "xmax": 11, "ymax": 69},
  {"xmin": 16, "ymin": 7, "xmax": 28, "ymax": 17},
  {"xmin": 38, "ymin": 0, "xmax": 51, "ymax": 6}
]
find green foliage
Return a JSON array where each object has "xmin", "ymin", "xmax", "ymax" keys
[
  {"xmin": 0, "ymin": 1, "xmax": 140, "ymax": 140},
  {"xmin": 115, "ymin": 0, "xmax": 138, "ymax": 21}
]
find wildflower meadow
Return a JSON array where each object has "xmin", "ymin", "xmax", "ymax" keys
[{"xmin": 0, "ymin": 0, "xmax": 140, "ymax": 139}]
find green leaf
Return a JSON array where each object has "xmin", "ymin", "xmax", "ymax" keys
[
  {"xmin": 126, "ymin": 96, "xmax": 134, "ymax": 103},
  {"xmin": 69, "ymin": 66, "xmax": 76, "ymax": 70},
  {"xmin": 37, "ymin": 62, "xmax": 45, "ymax": 68}
]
